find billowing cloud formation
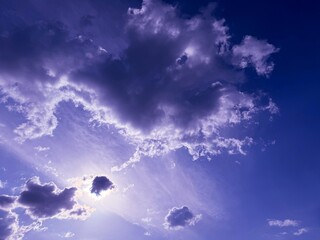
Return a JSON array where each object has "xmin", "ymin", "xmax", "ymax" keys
[
  {"xmin": 91, "ymin": 176, "xmax": 114, "ymax": 196},
  {"xmin": 0, "ymin": 0, "xmax": 278, "ymax": 170},
  {"xmin": 164, "ymin": 206, "xmax": 201, "ymax": 230},
  {"xmin": 17, "ymin": 177, "xmax": 84, "ymax": 219},
  {"xmin": 267, "ymin": 219, "xmax": 299, "ymax": 227},
  {"xmin": 0, "ymin": 195, "xmax": 16, "ymax": 209}
]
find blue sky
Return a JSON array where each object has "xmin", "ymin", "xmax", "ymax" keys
[{"xmin": 0, "ymin": 0, "xmax": 319, "ymax": 239}]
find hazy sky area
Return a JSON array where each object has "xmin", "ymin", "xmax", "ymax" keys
[{"xmin": 0, "ymin": 0, "xmax": 319, "ymax": 239}]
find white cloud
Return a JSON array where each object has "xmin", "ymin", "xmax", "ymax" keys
[
  {"xmin": 34, "ymin": 146, "xmax": 50, "ymax": 152},
  {"xmin": 293, "ymin": 228, "xmax": 308, "ymax": 236},
  {"xmin": 0, "ymin": 180, "xmax": 6, "ymax": 189},
  {"xmin": 268, "ymin": 219, "xmax": 299, "ymax": 227},
  {"xmin": 62, "ymin": 231, "xmax": 75, "ymax": 238},
  {"xmin": 232, "ymin": 36, "xmax": 279, "ymax": 76}
]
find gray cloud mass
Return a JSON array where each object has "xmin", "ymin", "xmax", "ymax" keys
[
  {"xmin": 17, "ymin": 177, "xmax": 77, "ymax": 219},
  {"xmin": 0, "ymin": 0, "xmax": 278, "ymax": 168},
  {"xmin": 91, "ymin": 176, "xmax": 114, "ymax": 196},
  {"xmin": 0, "ymin": 195, "xmax": 16, "ymax": 209},
  {"xmin": 164, "ymin": 206, "xmax": 201, "ymax": 230}
]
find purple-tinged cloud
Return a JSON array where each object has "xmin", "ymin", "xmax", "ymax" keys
[
  {"xmin": 232, "ymin": 36, "xmax": 279, "ymax": 76},
  {"xmin": 0, "ymin": 210, "xmax": 18, "ymax": 240},
  {"xmin": 0, "ymin": 0, "xmax": 278, "ymax": 170},
  {"xmin": 0, "ymin": 195, "xmax": 16, "ymax": 209},
  {"xmin": 17, "ymin": 177, "xmax": 77, "ymax": 219},
  {"xmin": 91, "ymin": 176, "xmax": 114, "ymax": 196},
  {"xmin": 293, "ymin": 228, "xmax": 308, "ymax": 236},
  {"xmin": 267, "ymin": 219, "xmax": 299, "ymax": 228},
  {"xmin": 164, "ymin": 206, "xmax": 201, "ymax": 230}
]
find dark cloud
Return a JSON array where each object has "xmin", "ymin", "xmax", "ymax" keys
[
  {"xmin": 72, "ymin": 0, "xmax": 277, "ymax": 131},
  {"xmin": 0, "ymin": 210, "xmax": 17, "ymax": 240},
  {"xmin": 0, "ymin": 21, "xmax": 100, "ymax": 84},
  {"xmin": 17, "ymin": 177, "xmax": 77, "ymax": 219},
  {"xmin": 91, "ymin": 176, "xmax": 114, "ymax": 196},
  {"xmin": 0, "ymin": 195, "xmax": 16, "ymax": 209},
  {"xmin": 73, "ymin": 2, "xmax": 231, "ymax": 130},
  {"xmin": 164, "ymin": 206, "xmax": 201, "ymax": 230},
  {"xmin": 0, "ymin": 0, "xmax": 278, "ymax": 161}
]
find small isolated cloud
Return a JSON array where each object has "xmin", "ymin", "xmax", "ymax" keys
[
  {"xmin": 0, "ymin": 195, "xmax": 16, "ymax": 209},
  {"xmin": 164, "ymin": 206, "xmax": 201, "ymax": 230},
  {"xmin": 267, "ymin": 219, "xmax": 299, "ymax": 227},
  {"xmin": 59, "ymin": 231, "xmax": 75, "ymax": 238},
  {"xmin": 34, "ymin": 146, "xmax": 50, "ymax": 152},
  {"xmin": 0, "ymin": 180, "xmax": 6, "ymax": 189},
  {"xmin": 17, "ymin": 177, "xmax": 89, "ymax": 220},
  {"xmin": 232, "ymin": 36, "xmax": 279, "ymax": 76},
  {"xmin": 90, "ymin": 176, "xmax": 114, "ymax": 196},
  {"xmin": 293, "ymin": 228, "xmax": 308, "ymax": 236}
]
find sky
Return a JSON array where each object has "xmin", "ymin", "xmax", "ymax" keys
[{"xmin": 0, "ymin": 0, "xmax": 319, "ymax": 239}]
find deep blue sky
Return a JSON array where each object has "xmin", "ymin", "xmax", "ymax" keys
[{"xmin": 0, "ymin": 0, "xmax": 319, "ymax": 239}]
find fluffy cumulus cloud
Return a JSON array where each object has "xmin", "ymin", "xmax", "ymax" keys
[
  {"xmin": 0, "ymin": 0, "xmax": 278, "ymax": 170},
  {"xmin": 164, "ymin": 206, "xmax": 201, "ymax": 230},
  {"xmin": 90, "ymin": 176, "xmax": 114, "ymax": 196},
  {"xmin": 17, "ymin": 177, "xmax": 91, "ymax": 220},
  {"xmin": 0, "ymin": 177, "xmax": 93, "ymax": 239},
  {"xmin": 267, "ymin": 219, "xmax": 299, "ymax": 228}
]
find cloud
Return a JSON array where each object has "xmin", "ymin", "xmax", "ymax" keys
[
  {"xmin": 267, "ymin": 219, "xmax": 299, "ymax": 227},
  {"xmin": 0, "ymin": 180, "xmax": 6, "ymax": 189},
  {"xmin": 293, "ymin": 228, "xmax": 308, "ymax": 236},
  {"xmin": 0, "ymin": 210, "xmax": 19, "ymax": 240},
  {"xmin": 34, "ymin": 146, "xmax": 50, "ymax": 152},
  {"xmin": 91, "ymin": 176, "xmax": 114, "ymax": 196},
  {"xmin": 164, "ymin": 206, "xmax": 201, "ymax": 230},
  {"xmin": 59, "ymin": 231, "xmax": 75, "ymax": 238},
  {"xmin": 0, "ymin": 195, "xmax": 16, "ymax": 209},
  {"xmin": 17, "ymin": 177, "xmax": 90, "ymax": 220},
  {"xmin": 0, "ymin": 0, "xmax": 278, "ymax": 170},
  {"xmin": 0, "ymin": 207, "xmax": 49, "ymax": 240},
  {"xmin": 232, "ymin": 36, "xmax": 279, "ymax": 76}
]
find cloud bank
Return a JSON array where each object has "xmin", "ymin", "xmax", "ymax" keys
[{"xmin": 0, "ymin": 0, "xmax": 278, "ymax": 171}]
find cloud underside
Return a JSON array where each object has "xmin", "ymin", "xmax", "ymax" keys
[
  {"xmin": 0, "ymin": 177, "xmax": 92, "ymax": 239},
  {"xmin": 164, "ymin": 206, "xmax": 201, "ymax": 230},
  {"xmin": 90, "ymin": 176, "xmax": 114, "ymax": 195},
  {"xmin": 0, "ymin": 210, "xmax": 18, "ymax": 240},
  {"xmin": 0, "ymin": 0, "xmax": 278, "ymax": 170}
]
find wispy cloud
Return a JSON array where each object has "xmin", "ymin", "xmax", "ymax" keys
[
  {"xmin": 267, "ymin": 219, "xmax": 299, "ymax": 227},
  {"xmin": 293, "ymin": 228, "xmax": 308, "ymax": 236}
]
